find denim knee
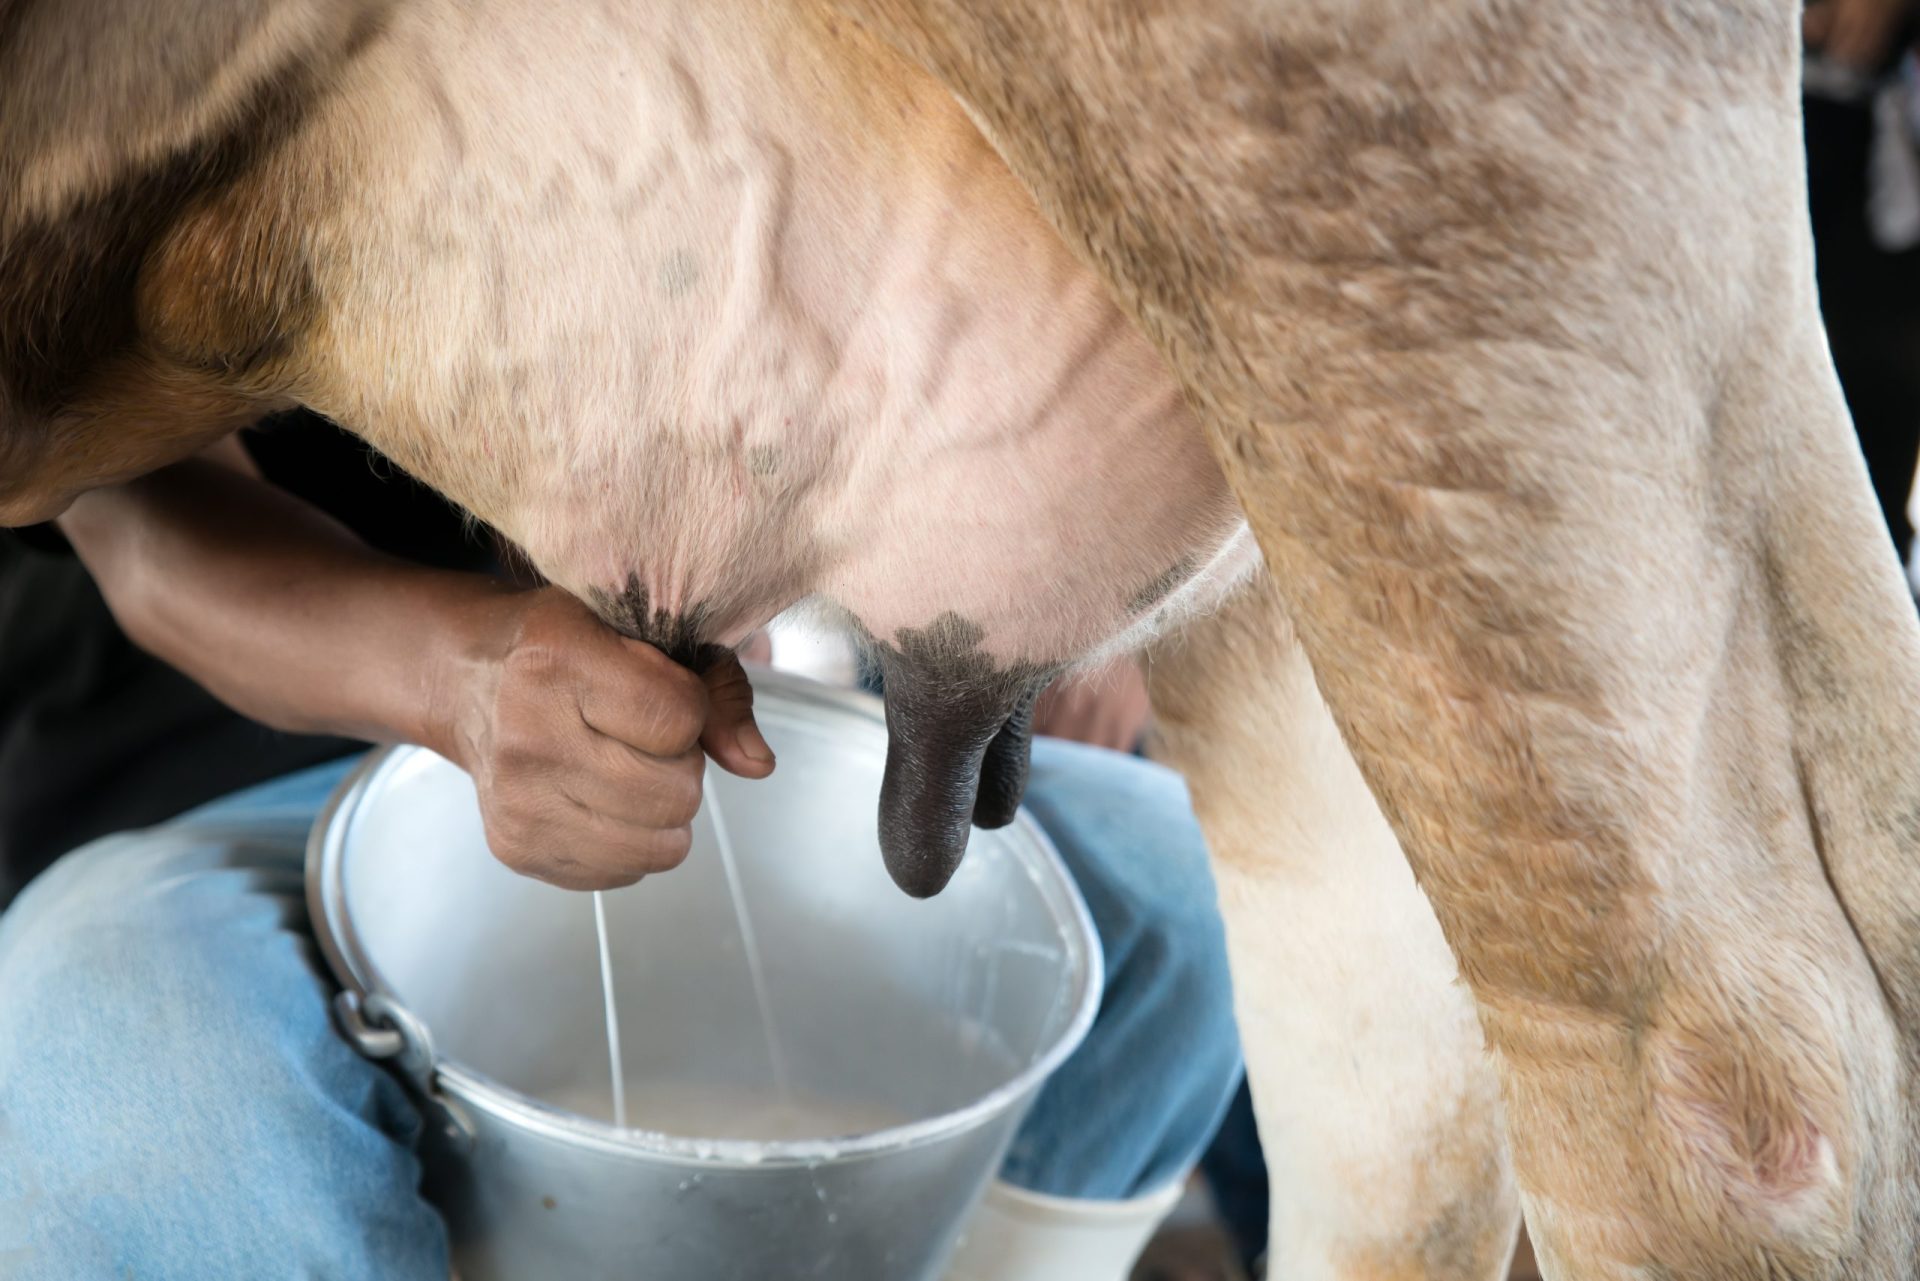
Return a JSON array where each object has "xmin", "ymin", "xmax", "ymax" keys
[
  {"xmin": 1003, "ymin": 739, "xmax": 1241, "ymax": 1199},
  {"xmin": 0, "ymin": 821, "xmax": 447, "ymax": 1279}
]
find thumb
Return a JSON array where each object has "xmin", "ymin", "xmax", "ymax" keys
[{"xmin": 700, "ymin": 651, "xmax": 776, "ymax": 778}]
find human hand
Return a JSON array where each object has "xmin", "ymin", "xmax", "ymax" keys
[
  {"xmin": 1805, "ymin": 0, "xmax": 1913, "ymax": 71},
  {"xmin": 432, "ymin": 588, "xmax": 773, "ymax": 889},
  {"xmin": 1032, "ymin": 657, "xmax": 1152, "ymax": 753}
]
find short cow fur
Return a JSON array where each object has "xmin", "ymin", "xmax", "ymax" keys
[{"xmin": 5, "ymin": 3, "xmax": 1917, "ymax": 1277}]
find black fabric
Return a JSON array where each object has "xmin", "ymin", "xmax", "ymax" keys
[
  {"xmin": 0, "ymin": 411, "xmax": 493, "ymax": 906},
  {"xmin": 1198, "ymin": 1077, "xmax": 1269, "ymax": 1273},
  {"xmin": 1805, "ymin": 94, "xmax": 1920, "ymax": 559}
]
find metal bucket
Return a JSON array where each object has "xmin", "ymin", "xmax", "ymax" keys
[{"xmin": 306, "ymin": 668, "xmax": 1101, "ymax": 1280}]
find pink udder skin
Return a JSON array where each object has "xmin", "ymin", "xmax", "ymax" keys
[{"xmin": 296, "ymin": 6, "xmax": 1248, "ymax": 666}]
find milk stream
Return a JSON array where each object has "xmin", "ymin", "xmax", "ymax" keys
[
  {"xmin": 705, "ymin": 771, "xmax": 795, "ymax": 1108},
  {"xmin": 591, "ymin": 889, "xmax": 627, "ymax": 1128},
  {"xmin": 590, "ymin": 777, "xmax": 793, "ymax": 1130}
]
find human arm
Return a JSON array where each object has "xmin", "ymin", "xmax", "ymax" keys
[{"xmin": 56, "ymin": 449, "xmax": 772, "ymax": 889}]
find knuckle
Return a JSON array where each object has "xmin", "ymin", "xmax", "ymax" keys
[
  {"xmin": 640, "ymin": 826, "xmax": 694, "ymax": 873},
  {"xmin": 566, "ymin": 857, "xmax": 644, "ymax": 892},
  {"xmin": 707, "ymin": 654, "xmax": 752, "ymax": 696},
  {"xmin": 708, "ymin": 674, "xmax": 754, "ymax": 715},
  {"xmin": 490, "ymin": 727, "xmax": 547, "ymax": 774},
  {"xmin": 480, "ymin": 807, "xmax": 535, "ymax": 871},
  {"xmin": 646, "ymin": 689, "xmax": 706, "ymax": 752},
  {"xmin": 653, "ymin": 655, "xmax": 707, "ymax": 702},
  {"xmin": 658, "ymin": 766, "xmax": 704, "ymax": 826},
  {"xmin": 535, "ymin": 861, "xmax": 598, "ymax": 892}
]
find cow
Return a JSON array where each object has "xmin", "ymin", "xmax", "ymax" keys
[{"xmin": 5, "ymin": 2, "xmax": 1916, "ymax": 1277}]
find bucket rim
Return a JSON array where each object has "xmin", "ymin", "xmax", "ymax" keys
[{"xmin": 306, "ymin": 665, "xmax": 1104, "ymax": 1169}]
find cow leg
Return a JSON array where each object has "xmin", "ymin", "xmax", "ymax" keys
[
  {"xmin": 827, "ymin": 0, "xmax": 1920, "ymax": 1274},
  {"xmin": 1148, "ymin": 573, "xmax": 1519, "ymax": 1280}
]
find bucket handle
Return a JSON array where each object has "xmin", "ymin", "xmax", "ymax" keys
[{"xmin": 333, "ymin": 989, "xmax": 477, "ymax": 1150}]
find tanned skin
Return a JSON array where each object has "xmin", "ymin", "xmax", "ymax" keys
[{"xmin": 56, "ymin": 447, "xmax": 775, "ymax": 891}]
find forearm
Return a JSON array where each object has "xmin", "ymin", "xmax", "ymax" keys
[{"xmin": 56, "ymin": 456, "xmax": 504, "ymax": 754}]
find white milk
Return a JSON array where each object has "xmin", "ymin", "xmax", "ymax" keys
[
  {"xmin": 590, "ymin": 889, "xmax": 627, "ymax": 1127},
  {"xmin": 541, "ymin": 1078, "xmax": 910, "ymax": 1141},
  {"xmin": 587, "ymin": 777, "xmax": 793, "ymax": 1131}
]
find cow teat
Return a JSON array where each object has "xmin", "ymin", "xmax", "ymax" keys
[
  {"xmin": 586, "ymin": 573, "xmax": 730, "ymax": 673},
  {"xmin": 871, "ymin": 613, "xmax": 1056, "ymax": 898}
]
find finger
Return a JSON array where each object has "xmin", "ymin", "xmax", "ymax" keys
[
  {"xmin": 700, "ymin": 651, "xmax": 776, "ymax": 779},
  {"xmin": 562, "ymin": 824, "xmax": 695, "ymax": 889},
  {"xmin": 575, "ymin": 637, "xmax": 709, "ymax": 757},
  {"xmin": 496, "ymin": 809, "xmax": 696, "ymax": 890},
  {"xmin": 516, "ymin": 850, "xmax": 650, "ymax": 893},
  {"xmin": 481, "ymin": 773, "xmax": 699, "ymax": 887},
  {"xmin": 556, "ymin": 744, "xmax": 705, "ymax": 827}
]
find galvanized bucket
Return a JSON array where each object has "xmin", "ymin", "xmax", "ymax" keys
[{"xmin": 307, "ymin": 667, "xmax": 1101, "ymax": 1280}]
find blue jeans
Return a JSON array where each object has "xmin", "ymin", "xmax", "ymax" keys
[{"xmin": 0, "ymin": 740, "xmax": 1238, "ymax": 1277}]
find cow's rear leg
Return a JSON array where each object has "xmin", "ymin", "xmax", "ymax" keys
[
  {"xmin": 1173, "ymin": 55, "xmax": 1920, "ymax": 1281},
  {"xmin": 1175, "ymin": 53, "xmax": 1920, "ymax": 1281},
  {"xmin": 1148, "ymin": 573, "xmax": 1519, "ymax": 1280},
  {"xmin": 827, "ymin": 0, "xmax": 1920, "ymax": 1274},
  {"xmin": 1185, "ymin": 15, "xmax": 1920, "ymax": 1273}
]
